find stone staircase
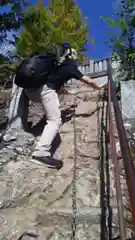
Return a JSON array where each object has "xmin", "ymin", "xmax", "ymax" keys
[{"xmin": 0, "ymin": 89, "xmax": 119, "ymax": 239}]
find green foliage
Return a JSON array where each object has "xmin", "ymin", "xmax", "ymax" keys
[
  {"xmin": 16, "ymin": 0, "xmax": 92, "ymax": 62},
  {"xmin": 0, "ymin": 53, "xmax": 18, "ymax": 87},
  {"xmin": 103, "ymin": 81, "xmax": 121, "ymax": 101},
  {"xmin": 103, "ymin": 0, "xmax": 135, "ymax": 80},
  {"xmin": 0, "ymin": 0, "xmax": 29, "ymax": 44},
  {"xmin": 0, "ymin": 0, "xmax": 30, "ymax": 83}
]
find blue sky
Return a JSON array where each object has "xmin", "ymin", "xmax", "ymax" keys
[
  {"xmin": 1, "ymin": 0, "xmax": 114, "ymax": 60},
  {"xmin": 77, "ymin": 0, "xmax": 113, "ymax": 59}
]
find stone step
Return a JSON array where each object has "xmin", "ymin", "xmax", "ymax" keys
[
  {"xmin": 37, "ymin": 207, "xmax": 118, "ymax": 226},
  {"xmin": 0, "ymin": 92, "xmax": 121, "ymax": 239}
]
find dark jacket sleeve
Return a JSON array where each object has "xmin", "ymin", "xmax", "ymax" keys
[{"xmin": 70, "ymin": 66, "xmax": 84, "ymax": 80}]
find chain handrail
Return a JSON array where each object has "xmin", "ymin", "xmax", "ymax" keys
[{"xmin": 71, "ymin": 95, "xmax": 77, "ymax": 240}]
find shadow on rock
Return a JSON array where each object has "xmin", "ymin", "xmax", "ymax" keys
[
  {"xmin": 51, "ymin": 133, "xmax": 61, "ymax": 157},
  {"xmin": 61, "ymin": 105, "xmax": 75, "ymax": 124},
  {"xmin": 27, "ymin": 115, "xmax": 46, "ymax": 137},
  {"xmin": 27, "ymin": 105, "xmax": 76, "ymax": 137}
]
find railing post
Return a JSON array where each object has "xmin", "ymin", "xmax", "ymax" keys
[{"xmin": 108, "ymin": 77, "xmax": 126, "ymax": 240}]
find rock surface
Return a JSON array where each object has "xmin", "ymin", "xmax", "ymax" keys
[{"xmin": 0, "ymin": 88, "xmax": 121, "ymax": 239}]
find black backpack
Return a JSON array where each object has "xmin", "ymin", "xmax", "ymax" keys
[{"xmin": 15, "ymin": 52, "xmax": 57, "ymax": 89}]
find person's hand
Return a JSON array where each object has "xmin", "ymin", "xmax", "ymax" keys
[
  {"xmin": 59, "ymin": 88, "xmax": 76, "ymax": 95},
  {"xmin": 67, "ymin": 89, "xmax": 76, "ymax": 95},
  {"xmin": 99, "ymin": 83, "xmax": 106, "ymax": 89}
]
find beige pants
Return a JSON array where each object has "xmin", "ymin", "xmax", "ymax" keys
[{"xmin": 25, "ymin": 85, "xmax": 62, "ymax": 157}]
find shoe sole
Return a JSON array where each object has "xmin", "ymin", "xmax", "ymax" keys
[{"xmin": 29, "ymin": 157, "xmax": 61, "ymax": 170}]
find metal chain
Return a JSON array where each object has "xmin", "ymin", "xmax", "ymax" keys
[
  {"xmin": 71, "ymin": 95, "xmax": 77, "ymax": 240},
  {"xmin": 97, "ymin": 90, "xmax": 101, "ymax": 148}
]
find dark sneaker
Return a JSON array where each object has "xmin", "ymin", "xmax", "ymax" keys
[{"xmin": 32, "ymin": 156, "xmax": 63, "ymax": 170}]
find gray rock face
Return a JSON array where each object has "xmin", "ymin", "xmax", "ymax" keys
[{"xmin": 0, "ymin": 90, "xmax": 121, "ymax": 239}]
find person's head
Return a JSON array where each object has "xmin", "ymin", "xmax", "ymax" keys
[
  {"xmin": 62, "ymin": 42, "xmax": 77, "ymax": 60},
  {"xmin": 56, "ymin": 42, "xmax": 78, "ymax": 63}
]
